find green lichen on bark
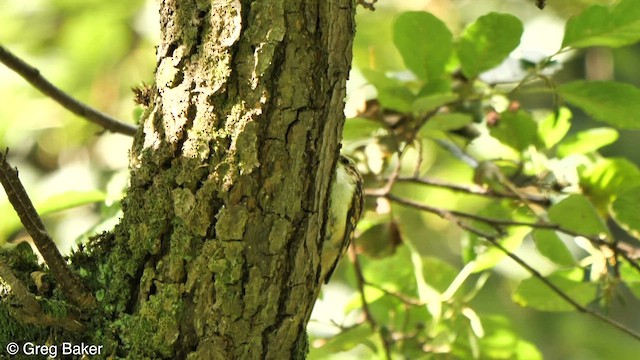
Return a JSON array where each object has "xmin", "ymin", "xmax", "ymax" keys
[
  {"xmin": 0, "ymin": 244, "xmax": 50, "ymax": 344},
  {"xmin": 116, "ymin": 284, "xmax": 185, "ymax": 358}
]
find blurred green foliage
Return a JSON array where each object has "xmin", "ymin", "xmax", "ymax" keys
[
  {"xmin": 0, "ymin": 0, "xmax": 154, "ymax": 249},
  {"xmin": 313, "ymin": 1, "xmax": 640, "ymax": 359}
]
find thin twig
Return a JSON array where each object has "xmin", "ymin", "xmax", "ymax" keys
[
  {"xmin": 395, "ymin": 176, "xmax": 551, "ymax": 206},
  {"xmin": 463, "ymin": 216, "xmax": 640, "ymax": 274},
  {"xmin": 0, "ymin": 150, "xmax": 96, "ymax": 309},
  {"xmin": 349, "ymin": 244, "xmax": 392, "ymax": 359},
  {"xmin": 0, "ymin": 45, "xmax": 136, "ymax": 136},
  {"xmin": 364, "ymin": 281, "xmax": 425, "ymax": 307},
  {"xmin": 483, "ymin": 232, "xmax": 640, "ymax": 341},
  {"xmin": 617, "ymin": 243, "xmax": 640, "ymax": 274},
  {"xmin": 373, "ymin": 146, "xmax": 408, "ymax": 197},
  {"xmin": 431, "ymin": 139, "xmax": 550, "ymax": 217},
  {"xmin": 380, "ymin": 193, "xmax": 504, "ymax": 231},
  {"xmin": 381, "ymin": 192, "xmax": 640, "ymax": 273},
  {"xmin": 411, "ymin": 140, "xmax": 424, "ymax": 178},
  {"xmin": 376, "ymin": 192, "xmax": 640, "ymax": 341}
]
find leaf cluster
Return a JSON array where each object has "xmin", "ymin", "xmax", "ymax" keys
[{"xmin": 312, "ymin": 1, "xmax": 640, "ymax": 358}]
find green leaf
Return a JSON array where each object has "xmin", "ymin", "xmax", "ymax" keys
[
  {"xmin": 558, "ymin": 81, "xmax": 640, "ymax": 129},
  {"xmin": 457, "ymin": 13, "xmax": 523, "ymax": 78},
  {"xmin": 562, "ymin": 0, "xmax": 640, "ymax": 49},
  {"xmin": 361, "ymin": 68, "xmax": 415, "ymax": 112},
  {"xmin": 489, "ymin": 110, "xmax": 539, "ymax": 151},
  {"xmin": 411, "ymin": 93, "xmax": 458, "ymax": 115},
  {"xmin": 421, "ymin": 113, "xmax": 473, "ymax": 133},
  {"xmin": 471, "ymin": 226, "xmax": 530, "ymax": 273},
  {"xmin": 393, "ymin": 11, "xmax": 453, "ymax": 81},
  {"xmin": 464, "ymin": 203, "xmax": 532, "ymax": 272},
  {"xmin": 421, "ymin": 256, "xmax": 458, "ymax": 294},
  {"xmin": 343, "ymin": 117, "xmax": 384, "ymax": 141},
  {"xmin": 620, "ymin": 262, "xmax": 640, "ymax": 299},
  {"xmin": 513, "ymin": 270, "xmax": 598, "ymax": 312},
  {"xmin": 557, "ymin": 127, "xmax": 618, "ymax": 157},
  {"xmin": 537, "ymin": 107, "xmax": 572, "ymax": 149},
  {"xmin": 452, "ymin": 315, "xmax": 543, "ymax": 360},
  {"xmin": 611, "ymin": 186, "xmax": 640, "ymax": 239},
  {"xmin": 0, "ymin": 190, "xmax": 106, "ymax": 243},
  {"xmin": 579, "ymin": 158, "xmax": 640, "ymax": 211},
  {"xmin": 361, "ymin": 246, "xmax": 416, "ymax": 294},
  {"xmin": 310, "ymin": 324, "xmax": 375, "ymax": 356},
  {"xmin": 357, "ymin": 221, "xmax": 398, "ymax": 258},
  {"xmin": 531, "ymin": 229, "xmax": 575, "ymax": 267},
  {"xmin": 36, "ymin": 190, "xmax": 106, "ymax": 214},
  {"xmin": 548, "ymin": 194, "xmax": 608, "ymax": 237},
  {"xmin": 418, "ymin": 78, "xmax": 453, "ymax": 97},
  {"xmin": 477, "ymin": 316, "xmax": 517, "ymax": 359},
  {"xmin": 514, "ymin": 340, "xmax": 543, "ymax": 360}
]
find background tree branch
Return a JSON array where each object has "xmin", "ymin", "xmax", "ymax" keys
[{"xmin": 0, "ymin": 45, "xmax": 136, "ymax": 136}]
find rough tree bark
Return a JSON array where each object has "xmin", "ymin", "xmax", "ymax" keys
[{"xmin": 89, "ymin": 1, "xmax": 355, "ymax": 358}]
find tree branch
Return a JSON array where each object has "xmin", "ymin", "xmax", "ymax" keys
[
  {"xmin": 482, "ymin": 231, "xmax": 640, "ymax": 342},
  {"xmin": 381, "ymin": 192, "xmax": 640, "ymax": 273},
  {"xmin": 395, "ymin": 176, "xmax": 551, "ymax": 206},
  {"xmin": 363, "ymin": 281, "xmax": 425, "ymax": 307},
  {"xmin": 375, "ymin": 192, "xmax": 640, "ymax": 341},
  {"xmin": 0, "ymin": 45, "xmax": 136, "ymax": 137},
  {"xmin": 349, "ymin": 243, "xmax": 392, "ymax": 359},
  {"xmin": 0, "ymin": 150, "xmax": 96, "ymax": 309}
]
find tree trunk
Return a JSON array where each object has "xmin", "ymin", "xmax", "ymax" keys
[{"xmin": 97, "ymin": 1, "xmax": 355, "ymax": 358}]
